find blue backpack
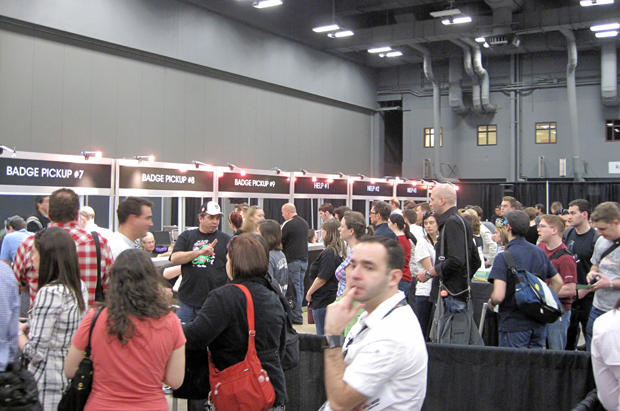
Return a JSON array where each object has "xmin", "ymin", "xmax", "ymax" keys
[{"xmin": 504, "ymin": 251, "xmax": 563, "ymax": 324}]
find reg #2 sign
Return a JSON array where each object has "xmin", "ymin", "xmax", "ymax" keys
[{"xmin": 0, "ymin": 158, "xmax": 111, "ymax": 189}]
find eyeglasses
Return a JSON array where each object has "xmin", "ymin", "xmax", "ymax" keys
[
  {"xmin": 369, "ymin": 211, "xmax": 378, "ymax": 215},
  {"xmin": 423, "ymin": 212, "xmax": 434, "ymax": 218},
  {"xmin": 555, "ymin": 209, "xmax": 569, "ymax": 216}
]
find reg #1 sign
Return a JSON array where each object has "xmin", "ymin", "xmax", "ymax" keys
[
  {"xmin": 0, "ymin": 157, "xmax": 111, "ymax": 188},
  {"xmin": 609, "ymin": 162, "xmax": 620, "ymax": 174}
]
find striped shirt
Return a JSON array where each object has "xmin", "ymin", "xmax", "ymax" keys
[{"xmin": 13, "ymin": 222, "xmax": 114, "ymax": 308}]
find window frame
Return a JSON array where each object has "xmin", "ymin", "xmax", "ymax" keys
[
  {"xmin": 535, "ymin": 122, "xmax": 557, "ymax": 144},
  {"xmin": 606, "ymin": 119, "xmax": 620, "ymax": 142},
  {"xmin": 423, "ymin": 127, "xmax": 443, "ymax": 148},
  {"xmin": 477, "ymin": 124, "xmax": 497, "ymax": 146}
]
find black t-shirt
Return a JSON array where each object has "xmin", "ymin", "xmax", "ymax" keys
[
  {"xmin": 524, "ymin": 225, "xmax": 539, "ymax": 245},
  {"xmin": 281, "ymin": 215, "xmax": 309, "ymax": 262},
  {"xmin": 564, "ymin": 226, "xmax": 599, "ymax": 285},
  {"xmin": 309, "ymin": 247, "xmax": 343, "ymax": 309},
  {"xmin": 172, "ymin": 228, "xmax": 230, "ymax": 307}
]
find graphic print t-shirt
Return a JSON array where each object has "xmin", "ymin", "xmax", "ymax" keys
[{"xmin": 172, "ymin": 229, "xmax": 230, "ymax": 307}]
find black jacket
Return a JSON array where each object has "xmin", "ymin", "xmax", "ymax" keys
[
  {"xmin": 183, "ymin": 276, "xmax": 288, "ymax": 405},
  {"xmin": 434, "ymin": 207, "xmax": 481, "ymax": 302}
]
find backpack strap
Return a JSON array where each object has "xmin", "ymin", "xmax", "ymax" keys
[
  {"xmin": 91, "ymin": 231, "xmax": 104, "ymax": 302},
  {"xmin": 503, "ymin": 250, "xmax": 517, "ymax": 271},
  {"xmin": 549, "ymin": 248, "xmax": 572, "ymax": 261},
  {"xmin": 600, "ymin": 238, "xmax": 620, "ymax": 262}
]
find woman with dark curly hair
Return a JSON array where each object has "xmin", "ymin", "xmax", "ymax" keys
[{"xmin": 64, "ymin": 249, "xmax": 185, "ymax": 411}]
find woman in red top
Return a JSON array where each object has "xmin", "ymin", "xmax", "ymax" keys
[
  {"xmin": 64, "ymin": 249, "xmax": 186, "ymax": 411},
  {"xmin": 388, "ymin": 214, "xmax": 414, "ymax": 295}
]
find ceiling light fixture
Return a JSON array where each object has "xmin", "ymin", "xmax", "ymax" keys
[
  {"xmin": 301, "ymin": 169, "xmax": 308, "ymax": 175},
  {"xmin": 227, "ymin": 163, "xmax": 237, "ymax": 171},
  {"xmin": 483, "ymin": 41, "xmax": 490, "ymax": 48},
  {"xmin": 252, "ymin": 0, "xmax": 282, "ymax": 9},
  {"xmin": 80, "ymin": 151, "xmax": 102, "ymax": 160},
  {"xmin": 442, "ymin": 16, "xmax": 472, "ymax": 25},
  {"xmin": 591, "ymin": 22, "xmax": 620, "ymax": 31},
  {"xmin": 327, "ymin": 30, "xmax": 354, "ymax": 38},
  {"xmin": 368, "ymin": 46, "xmax": 392, "ymax": 53},
  {"xmin": 595, "ymin": 30, "xmax": 619, "ymax": 37},
  {"xmin": 313, "ymin": 24, "xmax": 340, "ymax": 33},
  {"xmin": 475, "ymin": 37, "xmax": 486, "ymax": 43},
  {"xmin": 379, "ymin": 51, "xmax": 403, "ymax": 58},
  {"xmin": 581, "ymin": 0, "xmax": 614, "ymax": 6},
  {"xmin": 430, "ymin": 8, "xmax": 463, "ymax": 18}
]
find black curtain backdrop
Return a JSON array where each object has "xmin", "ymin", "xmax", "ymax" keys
[
  {"xmin": 263, "ymin": 198, "xmax": 288, "ymax": 224},
  {"xmin": 457, "ymin": 183, "xmax": 505, "ymax": 221}
]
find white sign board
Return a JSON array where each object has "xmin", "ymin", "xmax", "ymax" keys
[{"xmin": 609, "ymin": 162, "xmax": 620, "ymax": 174}]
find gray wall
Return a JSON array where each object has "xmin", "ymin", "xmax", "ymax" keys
[
  {"xmin": 0, "ymin": 2, "xmax": 375, "ymax": 175},
  {"xmin": 382, "ymin": 49, "xmax": 620, "ymax": 180}
]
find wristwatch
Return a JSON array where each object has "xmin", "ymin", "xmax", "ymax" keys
[
  {"xmin": 322, "ymin": 335, "xmax": 344, "ymax": 349},
  {"xmin": 425, "ymin": 269, "xmax": 432, "ymax": 280},
  {"xmin": 610, "ymin": 280, "xmax": 615, "ymax": 290}
]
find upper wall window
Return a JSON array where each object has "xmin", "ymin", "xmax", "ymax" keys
[
  {"xmin": 478, "ymin": 125, "xmax": 497, "ymax": 146},
  {"xmin": 424, "ymin": 127, "xmax": 443, "ymax": 148},
  {"xmin": 535, "ymin": 122, "xmax": 557, "ymax": 144},
  {"xmin": 606, "ymin": 119, "xmax": 620, "ymax": 142}
]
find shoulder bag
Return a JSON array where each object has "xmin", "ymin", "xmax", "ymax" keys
[
  {"xmin": 57, "ymin": 306, "xmax": 104, "ymax": 411},
  {"xmin": 429, "ymin": 215, "xmax": 484, "ymax": 346},
  {"xmin": 0, "ymin": 357, "xmax": 42, "ymax": 410},
  {"xmin": 504, "ymin": 250, "xmax": 563, "ymax": 324},
  {"xmin": 208, "ymin": 284, "xmax": 276, "ymax": 411}
]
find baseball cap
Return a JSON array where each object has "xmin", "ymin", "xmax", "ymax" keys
[
  {"xmin": 200, "ymin": 201, "xmax": 223, "ymax": 216},
  {"xmin": 504, "ymin": 210, "xmax": 530, "ymax": 236}
]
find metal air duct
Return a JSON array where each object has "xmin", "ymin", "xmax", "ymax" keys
[
  {"xmin": 560, "ymin": 29, "xmax": 584, "ymax": 182},
  {"xmin": 452, "ymin": 39, "xmax": 483, "ymax": 114},
  {"xmin": 601, "ymin": 43, "xmax": 619, "ymax": 107},
  {"xmin": 411, "ymin": 44, "xmax": 458, "ymax": 183},
  {"xmin": 449, "ymin": 57, "xmax": 468, "ymax": 115}
]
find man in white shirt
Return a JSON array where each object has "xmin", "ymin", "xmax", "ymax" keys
[
  {"xmin": 108, "ymin": 197, "xmax": 154, "ymax": 258},
  {"xmin": 322, "ymin": 236, "xmax": 427, "ymax": 411},
  {"xmin": 79, "ymin": 206, "xmax": 113, "ymax": 240}
]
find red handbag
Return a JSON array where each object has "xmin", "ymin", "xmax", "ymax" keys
[{"xmin": 208, "ymin": 284, "xmax": 276, "ymax": 411}]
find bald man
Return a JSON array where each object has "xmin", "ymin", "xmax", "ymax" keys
[
  {"xmin": 281, "ymin": 203, "xmax": 309, "ymax": 324},
  {"xmin": 415, "ymin": 184, "xmax": 481, "ymax": 319},
  {"xmin": 79, "ymin": 206, "xmax": 113, "ymax": 240}
]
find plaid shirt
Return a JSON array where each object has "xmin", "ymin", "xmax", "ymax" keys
[{"xmin": 13, "ymin": 222, "xmax": 114, "ymax": 308}]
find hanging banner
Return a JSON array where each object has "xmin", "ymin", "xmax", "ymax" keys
[
  {"xmin": 351, "ymin": 180, "xmax": 393, "ymax": 197},
  {"xmin": 396, "ymin": 183, "xmax": 428, "ymax": 198},
  {"xmin": 294, "ymin": 177, "xmax": 347, "ymax": 195},
  {"xmin": 119, "ymin": 166, "xmax": 213, "ymax": 192},
  {"xmin": 0, "ymin": 157, "xmax": 111, "ymax": 188},
  {"xmin": 218, "ymin": 172, "xmax": 290, "ymax": 194}
]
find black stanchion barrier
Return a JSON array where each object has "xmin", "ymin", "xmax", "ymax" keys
[
  {"xmin": 422, "ymin": 344, "xmax": 596, "ymax": 411},
  {"xmin": 289, "ymin": 334, "xmax": 601, "ymax": 411}
]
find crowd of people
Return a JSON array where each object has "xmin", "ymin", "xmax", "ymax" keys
[{"xmin": 1, "ymin": 187, "xmax": 619, "ymax": 410}]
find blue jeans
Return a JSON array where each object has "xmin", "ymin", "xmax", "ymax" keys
[
  {"xmin": 415, "ymin": 295, "xmax": 433, "ymax": 341},
  {"xmin": 500, "ymin": 327, "xmax": 546, "ymax": 349},
  {"xmin": 546, "ymin": 310, "xmax": 571, "ymax": 350},
  {"xmin": 585, "ymin": 306, "xmax": 606, "ymax": 352},
  {"xmin": 398, "ymin": 280, "xmax": 412, "ymax": 295},
  {"xmin": 177, "ymin": 301, "xmax": 202, "ymax": 323},
  {"xmin": 288, "ymin": 260, "xmax": 308, "ymax": 323},
  {"xmin": 313, "ymin": 306, "xmax": 327, "ymax": 336},
  {"xmin": 443, "ymin": 297, "xmax": 467, "ymax": 314}
]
